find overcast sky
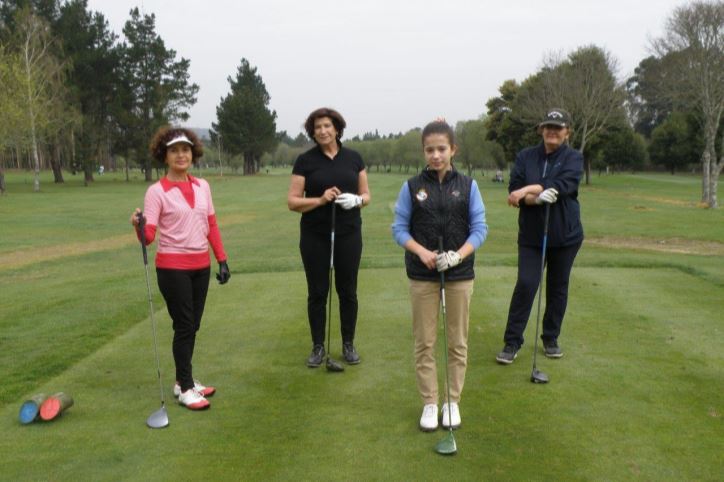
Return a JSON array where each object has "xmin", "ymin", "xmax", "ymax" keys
[{"xmin": 87, "ymin": 0, "xmax": 686, "ymax": 138}]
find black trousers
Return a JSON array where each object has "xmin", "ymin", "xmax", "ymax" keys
[
  {"xmin": 156, "ymin": 267, "xmax": 210, "ymax": 392},
  {"xmin": 503, "ymin": 242, "xmax": 581, "ymax": 348},
  {"xmin": 300, "ymin": 228, "xmax": 362, "ymax": 346}
]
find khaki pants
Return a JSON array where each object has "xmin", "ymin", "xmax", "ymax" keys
[{"xmin": 409, "ymin": 278, "xmax": 474, "ymax": 405}]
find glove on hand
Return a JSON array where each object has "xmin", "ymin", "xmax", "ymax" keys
[
  {"xmin": 216, "ymin": 261, "xmax": 231, "ymax": 285},
  {"xmin": 335, "ymin": 193, "xmax": 363, "ymax": 210},
  {"xmin": 436, "ymin": 250, "xmax": 462, "ymax": 272},
  {"xmin": 536, "ymin": 188, "xmax": 559, "ymax": 205}
]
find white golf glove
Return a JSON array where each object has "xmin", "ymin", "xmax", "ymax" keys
[
  {"xmin": 436, "ymin": 251, "xmax": 462, "ymax": 272},
  {"xmin": 536, "ymin": 188, "xmax": 559, "ymax": 204},
  {"xmin": 335, "ymin": 193, "xmax": 363, "ymax": 210}
]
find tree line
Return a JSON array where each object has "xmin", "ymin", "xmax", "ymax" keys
[{"xmin": 0, "ymin": 1, "xmax": 721, "ymax": 207}]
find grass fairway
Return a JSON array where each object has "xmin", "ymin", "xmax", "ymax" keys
[{"xmin": 0, "ymin": 169, "xmax": 722, "ymax": 480}]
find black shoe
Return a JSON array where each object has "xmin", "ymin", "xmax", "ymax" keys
[
  {"xmin": 544, "ymin": 340, "xmax": 563, "ymax": 358},
  {"xmin": 307, "ymin": 344, "xmax": 325, "ymax": 367},
  {"xmin": 496, "ymin": 344, "xmax": 519, "ymax": 365},
  {"xmin": 342, "ymin": 342, "xmax": 360, "ymax": 365}
]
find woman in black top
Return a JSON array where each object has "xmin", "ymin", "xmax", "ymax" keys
[
  {"xmin": 287, "ymin": 107, "xmax": 371, "ymax": 367},
  {"xmin": 496, "ymin": 108, "xmax": 584, "ymax": 364}
]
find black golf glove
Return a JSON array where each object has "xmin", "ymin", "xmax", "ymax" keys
[{"xmin": 216, "ymin": 261, "xmax": 230, "ymax": 284}]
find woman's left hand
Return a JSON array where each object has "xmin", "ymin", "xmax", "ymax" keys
[{"xmin": 335, "ymin": 193, "xmax": 363, "ymax": 210}]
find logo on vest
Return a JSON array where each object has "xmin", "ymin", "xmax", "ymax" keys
[
  {"xmin": 451, "ymin": 190, "xmax": 460, "ymax": 197},
  {"xmin": 416, "ymin": 189, "xmax": 428, "ymax": 202}
]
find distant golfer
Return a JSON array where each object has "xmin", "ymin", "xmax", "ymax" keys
[
  {"xmin": 287, "ymin": 107, "xmax": 371, "ymax": 367},
  {"xmin": 130, "ymin": 126, "xmax": 230, "ymax": 410},
  {"xmin": 496, "ymin": 108, "xmax": 584, "ymax": 364},
  {"xmin": 392, "ymin": 119, "xmax": 487, "ymax": 432}
]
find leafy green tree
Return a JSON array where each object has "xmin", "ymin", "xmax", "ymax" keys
[
  {"xmin": 393, "ymin": 129, "xmax": 421, "ymax": 173},
  {"xmin": 55, "ymin": 0, "xmax": 119, "ymax": 185},
  {"xmin": 626, "ymin": 55, "xmax": 677, "ymax": 138},
  {"xmin": 485, "ymin": 79, "xmax": 536, "ymax": 164},
  {"xmin": 11, "ymin": 7, "xmax": 69, "ymax": 191},
  {"xmin": 455, "ymin": 119, "xmax": 491, "ymax": 176},
  {"xmin": 649, "ymin": 112, "xmax": 703, "ymax": 174},
  {"xmin": 599, "ymin": 124, "xmax": 648, "ymax": 173},
  {"xmin": 377, "ymin": 137, "xmax": 395, "ymax": 172},
  {"xmin": 0, "ymin": 43, "xmax": 25, "ymax": 192},
  {"xmin": 212, "ymin": 58, "xmax": 277, "ymax": 175},
  {"xmin": 290, "ymin": 132, "xmax": 310, "ymax": 148},
  {"xmin": 117, "ymin": 7, "xmax": 198, "ymax": 181},
  {"xmin": 652, "ymin": 0, "xmax": 724, "ymax": 207}
]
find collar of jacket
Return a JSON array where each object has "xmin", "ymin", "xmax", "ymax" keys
[
  {"xmin": 537, "ymin": 142, "xmax": 569, "ymax": 160},
  {"xmin": 160, "ymin": 174, "xmax": 200, "ymax": 192},
  {"xmin": 421, "ymin": 165, "xmax": 458, "ymax": 183}
]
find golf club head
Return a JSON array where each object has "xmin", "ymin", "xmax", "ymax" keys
[
  {"xmin": 530, "ymin": 369, "xmax": 549, "ymax": 384},
  {"xmin": 325, "ymin": 357, "xmax": 345, "ymax": 372},
  {"xmin": 434, "ymin": 431, "xmax": 457, "ymax": 455},
  {"xmin": 146, "ymin": 406, "xmax": 169, "ymax": 429}
]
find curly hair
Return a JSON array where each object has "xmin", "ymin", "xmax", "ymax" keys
[
  {"xmin": 149, "ymin": 126, "xmax": 204, "ymax": 164},
  {"xmin": 304, "ymin": 107, "xmax": 346, "ymax": 143}
]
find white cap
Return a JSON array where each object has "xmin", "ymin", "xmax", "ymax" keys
[{"xmin": 166, "ymin": 134, "xmax": 194, "ymax": 147}]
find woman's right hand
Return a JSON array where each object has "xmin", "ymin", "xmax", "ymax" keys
[
  {"xmin": 417, "ymin": 247, "xmax": 438, "ymax": 271},
  {"xmin": 130, "ymin": 208, "xmax": 143, "ymax": 227},
  {"xmin": 320, "ymin": 187, "xmax": 341, "ymax": 205}
]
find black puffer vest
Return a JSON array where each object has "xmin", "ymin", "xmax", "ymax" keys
[{"xmin": 405, "ymin": 167, "xmax": 474, "ymax": 281}]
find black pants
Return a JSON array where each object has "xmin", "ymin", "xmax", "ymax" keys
[
  {"xmin": 157, "ymin": 267, "xmax": 210, "ymax": 392},
  {"xmin": 503, "ymin": 242, "xmax": 581, "ymax": 348},
  {"xmin": 300, "ymin": 228, "xmax": 362, "ymax": 346}
]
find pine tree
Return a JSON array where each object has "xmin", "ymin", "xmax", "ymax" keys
[
  {"xmin": 212, "ymin": 58, "xmax": 277, "ymax": 175},
  {"xmin": 117, "ymin": 8, "xmax": 198, "ymax": 181}
]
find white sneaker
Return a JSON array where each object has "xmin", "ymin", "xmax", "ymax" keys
[
  {"xmin": 441, "ymin": 402, "xmax": 461, "ymax": 429},
  {"xmin": 177, "ymin": 388, "xmax": 210, "ymax": 410},
  {"xmin": 173, "ymin": 380, "xmax": 216, "ymax": 398},
  {"xmin": 419, "ymin": 404, "xmax": 439, "ymax": 431}
]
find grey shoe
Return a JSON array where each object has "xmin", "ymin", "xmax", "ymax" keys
[
  {"xmin": 544, "ymin": 340, "xmax": 563, "ymax": 358},
  {"xmin": 342, "ymin": 342, "xmax": 360, "ymax": 365},
  {"xmin": 496, "ymin": 344, "xmax": 519, "ymax": 364},
  {"xmin": 307, "ymin": 344, "xmax": 325, "ymax": 367}
]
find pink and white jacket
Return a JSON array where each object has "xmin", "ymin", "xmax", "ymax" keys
[{"xmin": 137, "ymin": 175, "xmax": 227, "ymax": 270}]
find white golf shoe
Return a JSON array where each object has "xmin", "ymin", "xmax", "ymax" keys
[
  {"xmin": 441, "ymin": 402, "xmax": 461, "ymax": 429},
  {"xmin": 173, "ymin": 380, "xmax": 216, "ymax": 398},
  {"xmin": 419, "ymin": 403, "xmax": 439, "ymax": 431},
  {"xmin": 177, "ymin": 388, "xmax": 210, "ymax": 410}
]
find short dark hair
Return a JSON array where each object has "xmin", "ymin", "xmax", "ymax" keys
[
  {"xmin": 304, "ymin": 107, "xmax": 346, "ymax": 143},
  {"xmin": 149, "ymin": 126, "xmax": 204, "ymax": 164},
  {"xmin": 421, "ymin": 120, "xmax": 455, "ymax": 146}
]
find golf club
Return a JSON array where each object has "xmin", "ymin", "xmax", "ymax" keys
[
  {"xmin": 137, "ymin": 212, "xmax": 170, "ymax": 428},
  {"xmin": 530, "ymin": 203, "xmax": 551, "ymax": 384},
  {"xmin": 435, "ymin": 237, "xmax": 457, "ymax": 456},
  {"xmin": 325, "ymin": 203, "xmax": 344, "ymax": 372}
]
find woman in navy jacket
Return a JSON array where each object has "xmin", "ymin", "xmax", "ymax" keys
[{"xmin": 496, "ymin": 108, "xmax": 583, "ymax": 364}]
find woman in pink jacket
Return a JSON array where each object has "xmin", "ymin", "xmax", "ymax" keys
[{"xmin": 130, "ymin": 126, "xmax": 230, "ymax": 410}]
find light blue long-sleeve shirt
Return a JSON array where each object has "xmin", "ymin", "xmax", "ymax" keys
[{"xmin": 391, "ymin": 179, "xmax": 488, "ymax": 250}]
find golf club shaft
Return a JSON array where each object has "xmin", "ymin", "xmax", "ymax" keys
[
  {"xmin": 138, "ymin": 212, "xmax": 165, "ymax": 406},
  {"xmin": 532, "ymin": 204, "xmax": 551, "ymax": 371},
  {"xmin": 326, "ymin": 203, "xmax": 336, "ymax": 360},
  {"xmin": 438, "ymin": 237, "xmax": 453, "ymax": 432}
]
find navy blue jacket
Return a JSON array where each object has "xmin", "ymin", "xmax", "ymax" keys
[{"xmin": 509, "ymin": 143, "xmax": 584, "ymax": 247}]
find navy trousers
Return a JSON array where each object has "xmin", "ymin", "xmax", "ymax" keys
[{"xmin": 503, "ymin": 242, "xmax": 581, "ymax": 348}]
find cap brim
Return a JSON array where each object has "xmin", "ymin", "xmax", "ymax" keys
[
  {"xmin": 538, "ymin": 121, "xmax": 567, "ymax": 128},
  {"xmin": 166, "ymin": 135, "xmax": 194, "ymax": 147}
]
